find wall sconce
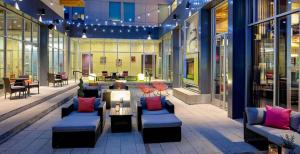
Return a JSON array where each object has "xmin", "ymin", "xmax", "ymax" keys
[{"xmin": 147, "ymin": 32, "xmax": 152, "ymax": 40}]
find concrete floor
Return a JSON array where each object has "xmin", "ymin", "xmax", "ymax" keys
[{"xmin": 0, "ymin": 88, "xmax": 257, "ymax": 154}]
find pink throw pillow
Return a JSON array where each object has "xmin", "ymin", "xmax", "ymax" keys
[
  {"xmin": 264, "ymin": 105, "xmax": 291, "ymax": 130},
  {"xmin": 145, "ymin": 96, "xmax": 162, "ymax": 111},
  {"xmin": 78, "ymin": 97, "xmax": 95, "ymax": 112}
]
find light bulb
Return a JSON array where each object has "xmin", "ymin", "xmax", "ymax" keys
[{"xmin": 15, "ymin": 1, "xmax": 20, "ymax": 10}]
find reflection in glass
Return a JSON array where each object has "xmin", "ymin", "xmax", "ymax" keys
[
  {"xmin": 254, "ymin": 0, "xmax": 274, "ymax": 21},
  {"xmin": 24, "ymin": 19, "xmax": 31, "ymax": 42},
  {"xmin": 278, "ymin": 0, "xmax": 300, "ymax": 14},
  {"xmin": 7, "ymin": 11, "xmax": 22, "ymax": 40},
  {"xmin": 24, "ymin": 44, "xmax": 32, "ymax": 75},
  {"xmin": 0, "ymin": 37, "xmax": 4, "ymax": 93},
  {"xmin": 278, "ymin": 13, "xmax": 300, "ymax": 111},
  {"xmin": 6, "ymin": 39, "xmax": 22, "ymax": 77},
  {"xmin": 183, "ymin": 13, "xmax": 199, "ymax": 92},
  {"xmin": 252, "ymin": 21, "xmax": 274, "ymax": 107}
]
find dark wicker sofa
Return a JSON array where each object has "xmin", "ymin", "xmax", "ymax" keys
[
  {"xmin": 52, "ymin": 99, "xmax": 106, "ymax": 148},
  {"xmin": 137, "ymin": 97, "xmax": 182, "ymax": 143},
  {"xmin": 244, "ymin": 108, "xmax": 300, "ymax": 153}
]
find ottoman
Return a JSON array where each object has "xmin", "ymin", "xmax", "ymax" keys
[
  {"xmin": 52, "ymin": 116, "xmax": 101, "ymax": 148},
  {"xmin": 142, "ymin": 114, "xmax": 182, "ymax": 143}
]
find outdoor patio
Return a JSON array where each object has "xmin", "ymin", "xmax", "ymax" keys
[{"xmin": 0, "ymin": 89, "xmax": 257, "ymax": 154}]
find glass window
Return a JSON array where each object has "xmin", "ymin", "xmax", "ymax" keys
[
  {"xmin": 24, "ymin": 43, "xmax": 32, "ymax": 75},
  {"xmin": 59, "ymin": 33, "xmax": 64, "ymax": 50},
  {"xmin": 0, "ymin": 8, "xmax": 4, "ymax": 37},
  {"xmin": 32, "ymin": 45, "xmax": 38, "ymax": 80},
  {"xmin": 277, "ymin": 13, "xmax": 300, "ymax": 111},
  {"xmin": 6, "ymin": 39, "xmax": 22, "ymax": 77},
  {"xmin": 24, "ymin": 19, "xmax": 31, "ymax": 42},
  {"xmin": 109, "ymin": 2, "xmax": 121, "ymax": 21},
  {"xmin": 254, "ymin": 0, "xmax": 275, "ymax": 21},
  {"xmin": 7, "ymin": 11, "xmax": 23, "ymax": 40},
  {"xmin": 124, "ymin": 2, "xmax": 135, "ymax": 22},
  {"xmin": 252, "ymin": 20, "xmax": 274, "ymax": 107},
  {"xmin": 32, "ymin": 22, "xmax": 38, "ymax": 44},
  {"xmin": 278, "ymin": 0, "xmax": 300, "ymax": 14},
  {"xmin": 0, "ymin": 37, "xmax": 4, "ymax": 93}
]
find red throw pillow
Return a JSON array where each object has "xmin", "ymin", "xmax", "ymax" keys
[
  {"xmin": 78, "ymin": 97, "xmax": 95, "ymax": 112},
  {"xmin": 145, "ymin": 96, "xmax": 162, "ymax": 111},
  {"xmin": 264, "ymin": 105, "xmax": 292, "ymax": 130}
]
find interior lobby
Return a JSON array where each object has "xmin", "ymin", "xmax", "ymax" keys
[{"xmin": 1, "ymin": 0, "xmax": 300, "ymax": 153}]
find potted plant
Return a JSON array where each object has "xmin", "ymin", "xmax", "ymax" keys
[
  {"xmin": 77, "ymin": 78, "xmax": 84, "ymax": 97},
  {"xmin": 281, "ymin": 134, "xmax": 295, "ymax": 154}
]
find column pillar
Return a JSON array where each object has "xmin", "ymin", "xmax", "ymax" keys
[
  {"xmin": 39, "ymin": 25, "xmax": 49, "ymax": 86},
  {"xmin": 172, "ymin": 28, "xmax": 180, "ymax": 88}
]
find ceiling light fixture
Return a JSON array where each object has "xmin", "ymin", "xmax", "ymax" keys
[
  {"xmin": 82, "ymin": 29, "xmax": 87, "ymax": 38},
  {"xmin": 186, "ymin": 1, "xmax": 191, "ymax": 9},
  {"xmin": 147, "ymin": 32, "xmax": 152, "ymax": 40}
]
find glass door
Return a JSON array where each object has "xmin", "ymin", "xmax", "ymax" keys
[
  {"xmin": 142, "ymin": 54, "xmax": 156, "ymax": 79},
  {"xmin": 213, "ymin": 33, "xmax": 228, "ymax": 109}
]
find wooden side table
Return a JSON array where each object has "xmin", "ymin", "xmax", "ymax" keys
[{"xmin": 109, "ymin": 107, "xmax": 132, "ymax": 133}]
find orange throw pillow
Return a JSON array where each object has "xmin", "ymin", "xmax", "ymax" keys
[
  {"xmin": 78, "ymin": 97, "xmax": 95, "ymax": 112},
  {"xmin": 25, "ymin": 80, "xmax": 32, "ymax": 84},
  {"xmin": 145, "ymin": 96, "xmax": 162, "ymax": 111}
]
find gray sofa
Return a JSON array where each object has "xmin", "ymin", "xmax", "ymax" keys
[
  {"xmin": 244, "ymin": 107, "xmax": 300, "ymax": 153},
  {"xmin": 52, "ymin": 97, "xmax": 106, "ymax": 148},
  {"xmin": 137, "ymin": 96, "xmax": 182, "ymax": 143}
]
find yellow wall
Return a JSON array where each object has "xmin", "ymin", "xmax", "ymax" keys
[{"xmin": 72, "ymin": 38, "xmax": 160, "ymax": 77}]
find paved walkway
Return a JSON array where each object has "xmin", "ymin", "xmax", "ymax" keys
[
  {"xmin": 0, "ymin": 81, "xmax": 77, "ymax": 116},
  {"xmin": 0, "ymin": 89, "xmax": 257, "ymax": 154}
]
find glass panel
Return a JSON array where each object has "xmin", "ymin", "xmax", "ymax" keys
[
  {"xmin": 53, "ymin": 48, "xmax": 59, "ymax": 73},
  {"xmin": 32, "ymin": 45, "xmax": 38, "ymax": 80},
  {"xmin": 118, "ymin": 40, "xmax": 130, "ymax": 53},
  {"xmin": 278, "ymin": 13, "xmax": 300, "ymax": 111},
  {"xmin": 6, "ymin": 39, "xmax": 22, "ymax": 77},
  {"xmin": 0, "ymin": 37, "xmax": 4, "ymax": 93},
  {"xmin": 49, "ymin": 30, "xmax": 53, "ymax": 47},
  {"xmin": 131, "ymin": 40, "xmax": 143, "ymax": 52},
  {"xmin": 105, "ymin": 40, "xmax": 117, "ymax": 52},
  {"xmin": 91, "ymin": 39, "xmax": 104, "ymax": 52},
  {"xmin": 53, "ymin": 31, "xmax": 59, "ymax": 49},
  {"xmin": 184, "ymin": 14, "xmax": 199, "ymax": 91},
  {"xmin": 278, "ymin": 0, "xmax": 300, "ymax": 14},
  {"xmin": 254, "ymin": 0, "xmax": 275, "ymax": 21},
  {"xmin": 252, "ymin": 20, "xmax": 274, "ymax": 107},
  {"xmin": 32, "ymin": 22, "xmax": 38, "ymax": 43},
  {"xmin": 124, "ymin": 2, "xmax": 135, "ymax": 22},
  {"xmin": 0, "ymin": 8, "xmax": 4, "ymax": 37},
  {"xmin": 215, "ymin": 2, "xmax": 228, "ymax": 34},
  {"xmin": 109, "ymin": 2, "xmax": 121, "ymax": 21},
  {"xmin": 59, "ymin": 50, "xmax": 64, "ymax": 72},
  {"xmin": 59, "ymin": 33, "xmax": 64, "ymax": 50},
  {"xmin": 49, "ymin": 47, "xmax": 53, "ymax": 73},
  {"xmin": 24, "ymin": 43, "xmax": 32, "ymax": 75},
  {"xmin": 7, "ymin": 11, "xmax": 23, "ymax": 40},
  {"xmin": 24, "ymin": 19, "xmax": 31, "ymax": 42}
]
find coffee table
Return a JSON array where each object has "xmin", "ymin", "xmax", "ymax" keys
[
  {"xmin": 109, "ymin": 107, "xmax": 133, "ymax": 133},
  {"xmin": 110, "ymin": 90, "xmax": 131, "ymax": 108}
]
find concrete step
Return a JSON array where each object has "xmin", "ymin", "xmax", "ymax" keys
[
  {"xmin": 0, "ymin": 87, "xmax": 78, "ymax": 144},
  {"xmin": 0, "ymin": 84, "xmax": 77, "ymax": 123}
]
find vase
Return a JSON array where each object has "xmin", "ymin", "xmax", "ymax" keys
[{"xmin": 282, "ymin": 147, "xmax": 294, "ymax": 154}]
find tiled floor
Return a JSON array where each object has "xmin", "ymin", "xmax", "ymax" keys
[{"xmin": 0, "ymin": 88, "xmax": 257, "ymax": 154}]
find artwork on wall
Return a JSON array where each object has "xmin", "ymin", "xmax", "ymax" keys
[
  {"xmin": 116, "ymin": 59, "xmax": 122, "ymax": 67},
  {"xmin": 100, "ymin": 56, "xmax": 106, "ymax": 64},
  {"xmin": 131, "ymin": 56, "xmax": 136, "ymax": 63}
]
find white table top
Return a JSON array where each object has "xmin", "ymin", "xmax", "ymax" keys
[{"xmin": 111, "ymin": 90, "xmax": 131, "ymax": 103}]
